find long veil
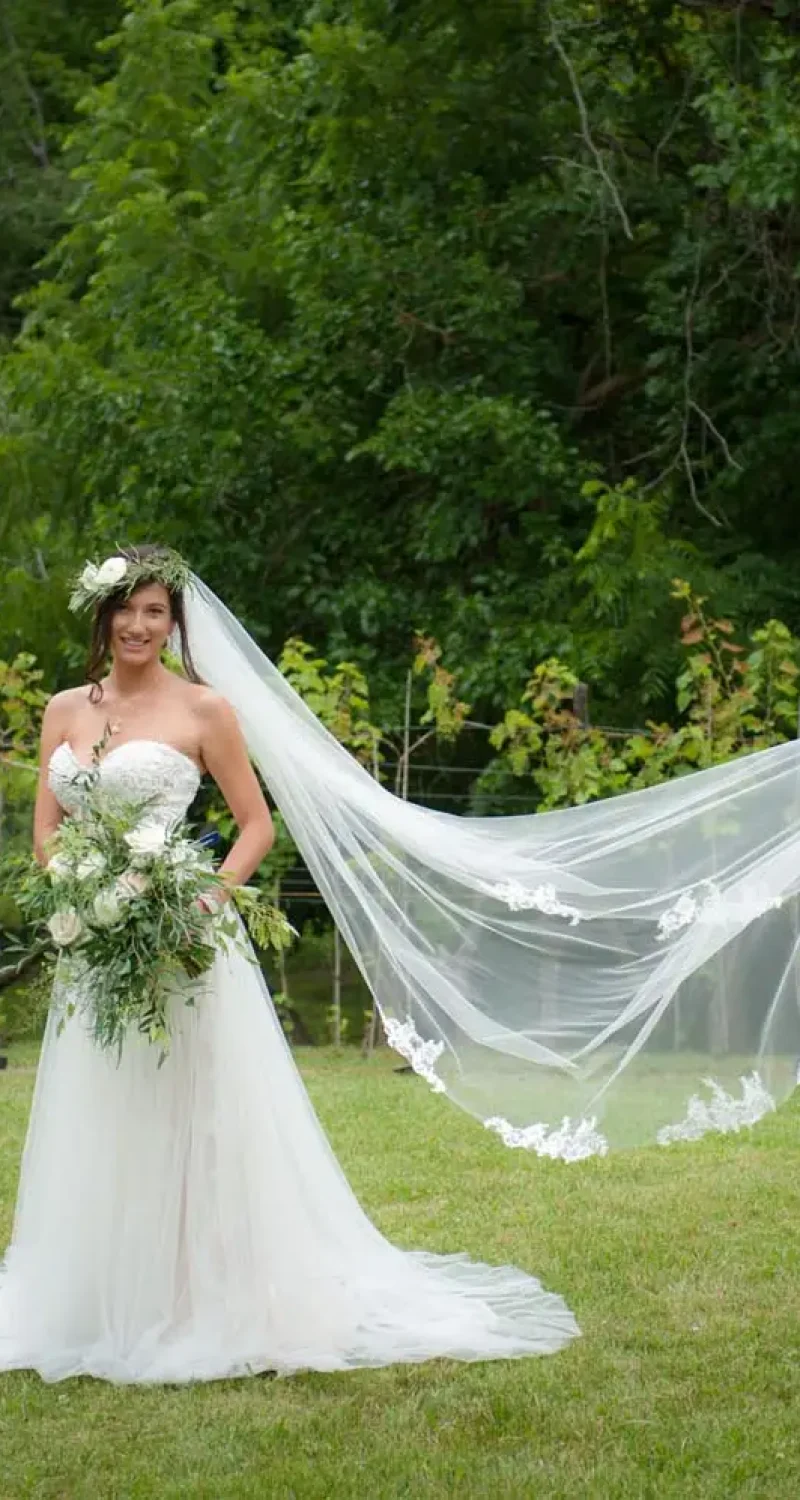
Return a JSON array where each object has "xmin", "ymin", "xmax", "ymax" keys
[{"xmin": 185, "ymin": 576, "xmax": 800, "ymax": 1158}]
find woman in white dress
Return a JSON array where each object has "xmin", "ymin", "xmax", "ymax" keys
[{"xmin": 0, "ymin": 545, "xmax": 579, "ymax": 1384}]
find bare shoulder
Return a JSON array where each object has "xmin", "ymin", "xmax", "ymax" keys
[
  {"xmin": 42, "ymin": 684, "xmax": 91, "ymax": 726},
  {"xmin": 188, "ymin": 686, "xmax": 248, "ymax": 774},
  {"xmin": 38, "ymin": 685, "xmax": 91, "ymax": 764},
  {"xmin": 187, "ymin": 684, "xmax": 242, "ymax": 743},
  {"xmin": 185, "ymin": 683, "xmax": 237, "ymax": 723},
  {"xmin": 47, "ymin": 685, "xmax": 91, "ymax": 709}
]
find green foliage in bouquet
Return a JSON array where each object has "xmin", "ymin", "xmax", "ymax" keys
[
  {"xmin": 230, "ymin": 883, "xmax": 296, "ymax": 957},
  {"xmin": 12, "ymin": 753, "xmax": 294, "ymax": 1062}
]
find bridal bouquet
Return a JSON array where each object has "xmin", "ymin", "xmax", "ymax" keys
[{"xmin": 20, "ymin": 788, "xmax": 295, "ymax": 1061}]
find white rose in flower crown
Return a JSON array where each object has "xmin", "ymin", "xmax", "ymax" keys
[
  {"xmin": 75, "ymin": 850, "xmax": 107, "ymax": 881},
  {"xmin": 115, "ymin": 869, "xmax": 150, "ymax": 900},
  {"xmin": 79, "ymin": 562, "xmax": 99, "ymax": 591},
  {"xmin": 46, "ymin": 852, "xmax": 73, "ymax": 881},
  {"xmin": 47, "ymin": 908, "xmax": 83, "ymax": 946},
  {"xmin": 93, "ymin": 887, "xmax": 123, "ymax": 927},
  {"xmin": 124, "ymin": 821, "xmax": 168, "ymax": 860},
  {"xmin": 95, "ymin": 555, "xmax": 129, "ymax": 589}
]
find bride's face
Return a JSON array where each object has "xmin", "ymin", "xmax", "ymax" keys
[{"xmin": 110, "ymin": 582, "xmax": 173, "ymax": 667}]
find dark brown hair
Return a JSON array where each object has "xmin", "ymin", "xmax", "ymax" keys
[{"xmin": 86, "ymin": 544, "xmax": 203, "ymax": 704}]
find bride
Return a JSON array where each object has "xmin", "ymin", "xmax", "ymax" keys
[
  {"xmin": 6, "ymin": 539, "xmax": 800, "ymax": 1382},
  {"xmin": 0, "ymin": 545, "xmax": 580, "ymax": 1384}
]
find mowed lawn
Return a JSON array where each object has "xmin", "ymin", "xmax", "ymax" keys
[{"xmin": 1, "ymin": 1043, "xmax": 799, "ymax": 1500}]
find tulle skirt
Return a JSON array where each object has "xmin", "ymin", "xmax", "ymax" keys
[{"xmin": 0, "ymin": 941, "xmax": 579, "ymax": 1384}]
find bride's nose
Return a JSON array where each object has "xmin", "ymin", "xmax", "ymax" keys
[{"xmin": 123, "ymin": 607, "xmax": 152, "ymax": 634}]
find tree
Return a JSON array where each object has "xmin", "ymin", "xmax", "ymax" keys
[
  {"xmin": 0, "ymin": 0, "xmax": 127, "ymax": 338},
  {"xmin": 4, "ymin": 0, "xmax": 800, "ymax": 730}
]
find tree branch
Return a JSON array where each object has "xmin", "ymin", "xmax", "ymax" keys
[
  {"xmin": 688, "ymin": 398, "xmax": 743, "ymax": 471},
  {"xmin": 0, "ymin": 5, "xmax": 50, "ymax": 167},
  {"xmin": 679, "ymin": 245, "xmax": 725, "ymax": 525},
  {"xmin": 547, "ymin": 12, "xmax": 633, "ymax": 242},
  {"xmin": 653, "ymin": 70, "xmax": 696, "ymax": 180},
  {"xmin": 0, "ymin": 941, "xmax": 49, "ymax": 990}
]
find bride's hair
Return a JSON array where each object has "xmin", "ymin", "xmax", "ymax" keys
[{"xmin": 86, "ymin": 543, "xmax": 203, "ymax": 704}]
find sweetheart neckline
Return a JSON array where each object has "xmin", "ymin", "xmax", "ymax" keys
[{"xmin": 52, "ymin": 738, "xmax": 203, "ymax": 778}]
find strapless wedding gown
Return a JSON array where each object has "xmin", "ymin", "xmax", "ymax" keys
[{"xmin": 0, "ymin": 739, "xmax": 579, "ymax": 1384}]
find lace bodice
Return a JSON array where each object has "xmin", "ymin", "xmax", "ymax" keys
[{"xmin": 48, "ymin": 740, "xmax": 202, "ymax": 827}]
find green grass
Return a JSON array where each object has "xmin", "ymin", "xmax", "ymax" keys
[{"xmin": 1, "ymin": 1043, "xmax": 799, "ymax": 1499}]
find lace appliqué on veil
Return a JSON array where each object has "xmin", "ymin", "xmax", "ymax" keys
[
  {"xmin": 656, "ymin": 881, "xmax": 724, "ymax": 940},
  {"xmin": 384, "ymin": 1017, "xmax": 447, "ymax": 1094},
  {"xmin": 385, "ymin": 1016, "xmax": 609, "ymax": 1161},
  {"xmin": 657, "ymin": 881, "xmax": 782, "ymax": 942},
  {"xmin": 493, "ymin": 881, "xmax": 581, "ymax": 925},
  {"xmin": 484, "ymin": 1114, "xmax": 609, "ymax": 1162},
  {"xmin": 384, "ymin": 1018, "xmax": 775, "ymax": 1158},
  {"xmin": 656, "ymin": 1072, "xmax": 775, "ymax": 1145}
]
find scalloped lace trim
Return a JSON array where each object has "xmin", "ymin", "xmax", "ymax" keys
[
  {"xmin": 384, "ymin": 1018, "xmax": 777, "ymax": 1158},
  {"xmin": 656, "ymin": 1072, "xmax": 775, "ymax": 1145},
  {"xmin": 384, "ymin": 1017, "xmax": 447, "ymax": 1094},
  {"xmin": 385, "ymin": 1011, "xmax": 609, "ymax": 1160},
  {"xmin": 484, "ymin": 1113, "xmax": 609, "ymax": 1161}
]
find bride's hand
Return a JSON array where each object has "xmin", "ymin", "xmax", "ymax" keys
[{"xmin": 194, "ymin": 882, "xmax": 233, "ymax": 916}]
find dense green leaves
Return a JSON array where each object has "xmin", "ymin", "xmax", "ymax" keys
[
  {"xmin": 0, "ymin": 0, "xmax": 127, "ymax": 339},
  {"xmin": 3, "ymin": 0, "xmax": 800, "ymax": 730}
]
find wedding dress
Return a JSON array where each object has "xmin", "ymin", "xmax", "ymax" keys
[{"xmin": 0, "ymin": 738, "xmax": 579, "ymax": 1384}]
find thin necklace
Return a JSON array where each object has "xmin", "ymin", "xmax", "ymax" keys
[{"xmin": 103, "ymin": 678, "xmax": 163, "ymax": 737}]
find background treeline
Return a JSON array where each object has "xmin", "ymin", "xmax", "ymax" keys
[{"xmin": 3, "ymin": 0, "xmax": 800, "ymax": 725}]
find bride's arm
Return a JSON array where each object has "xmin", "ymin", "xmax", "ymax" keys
[
  {"xmin": 197, "ymin": 693, "xmax": 275, "ymax": 898},
  {"xmin": 32, "ymin": 693, "xmax": 72, "ymax": 865}
]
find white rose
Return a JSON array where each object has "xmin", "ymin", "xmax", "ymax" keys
[
  {"xmin": 47, "ymin": 908, "xmax": 83, "ymax": 946},
  {"xmin": 92, "ymin": 887, "xmax": 124, "ymax": 927},
  {"xmin": 95, "ymin": 555, "xmax": 129, "ymax": 588},
  {"xmin": 75, "ymin": 850, "xmax": 107, "ymax": 881},
  {"xmin": 115, "ymin": 869, "xmax": 150, "ymax": 900},
  {"xmin": 124, "ymin": 822, "xmax": 168, "ymax": 860},
  {"xmin": 79, "ymin": 562, "xmax": 99, "ymax": 590},
  {"xmin": 46, "ymin": 853, "xmax": 73, "ymax": 881}
]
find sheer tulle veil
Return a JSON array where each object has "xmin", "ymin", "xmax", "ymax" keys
[{"xmin": 184, "ymin": 575, "xmax": 800, "ymax": 1159}]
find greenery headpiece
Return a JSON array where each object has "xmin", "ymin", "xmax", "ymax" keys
[{"xmin": 68, "ymin": 549, "xmax": 191, "ymax": 614}]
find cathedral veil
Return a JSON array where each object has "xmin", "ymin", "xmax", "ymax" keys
[{"xmin": 184, "ymin": 575, "xmax": 800, "ymax": 1159}]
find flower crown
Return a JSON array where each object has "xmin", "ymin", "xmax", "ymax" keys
[{"xmin": 68, "ymin": 549, "xmax": 191, "ymax": 614}]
